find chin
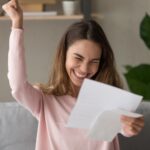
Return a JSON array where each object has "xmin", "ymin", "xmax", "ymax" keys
[{"xmin": 72, "ymin": 80, "xmax": 83, "ymax": 87}]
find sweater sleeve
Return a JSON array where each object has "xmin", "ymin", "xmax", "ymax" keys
[{"xmin": 7, "ymin": 28, "xmax": 43, "ymax": 119}]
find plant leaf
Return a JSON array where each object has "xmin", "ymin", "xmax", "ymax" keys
[
  {"xmin": 124, "ymin": 64, "xmax": 150, "ymax": 100},
  {"xmin": 124, "ymin": 65, "xmax": 133, "ymax": 71},
  {"xmin": 140, "ymin": 13, "xmax": 150, "ymax": 49}
]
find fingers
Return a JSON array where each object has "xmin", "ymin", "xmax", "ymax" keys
[
  {"xmin": 12, "ymin": 0, "xmax": 19, "ymax": 8},
  {"xmin": 122, "ymin": 124, "xmax": 141, "ymax": 136},
  {"xmin": 2, "ymin": 0, "xmax": 19, "ymax": 10},
  {"xmin": 121, "ymin": 115, "xmax": 145, "ymax": 137},
  {"xmin": 121, "ymin": 115, "xmax": 144, "ymax": 128},
  {"xmin": 122, "ymin": 122, "xmax": 144, "ymax": 136},
  {"xmin": 2, "ymin": 0, "xmax": 22, "ymax": 16},
  {"xmin": 2, "ymin": 0, "xmax": 23, "ymax": 28},
  {"xmin": 2, "ymin": 1, "xmax": 13, "ymax": 11}
]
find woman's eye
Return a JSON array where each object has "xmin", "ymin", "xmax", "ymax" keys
[
  {"xmin": 91, "ymin": 60, "xmax": 100, "ymax": 64},
  {"xmin": 75, "ymin": 57, "xmax": 82, "ymax": 60}
]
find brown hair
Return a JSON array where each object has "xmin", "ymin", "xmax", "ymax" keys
[{"xmin": 38, "ymin": 19, "xmax": 123, "ymax": 96}]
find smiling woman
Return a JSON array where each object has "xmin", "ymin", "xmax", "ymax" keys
[
  {"xmin": 65, "ymin": 39, "xmax": 101, "ymax": 90},
  {"xmin": 2, "ymin": 0, "xmax": 145, "ymax": 150}
]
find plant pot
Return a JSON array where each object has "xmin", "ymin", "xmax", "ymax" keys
[{"xmin": 62, "ymin": 1, "xmax": 79, "ymax": 15}]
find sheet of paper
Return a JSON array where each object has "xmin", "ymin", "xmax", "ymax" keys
[
  {"xmin": 88, "ymin": 109, "xmax": 143, "ymax": 141},
  {"xmin": 67, "ymin": 79, "xmax": 143, "ymax": 141}
]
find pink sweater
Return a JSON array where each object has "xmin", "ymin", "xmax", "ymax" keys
[{"xmin": 8, "ymin": 28, "xmax": 120, "ymax": 150}]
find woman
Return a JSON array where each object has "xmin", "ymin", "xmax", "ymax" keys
[{"xmin": 3, "ymin": 0, "xmax": 144, "ymax": 150}]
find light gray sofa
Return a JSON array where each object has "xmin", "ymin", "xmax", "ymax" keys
[
  {"xmin": 0, "ymin": 101, "xmax": 150, "ymax": 150},
  {"xmin": 0, "ymin": 102, "xmax": 37, "ymax": 150}
]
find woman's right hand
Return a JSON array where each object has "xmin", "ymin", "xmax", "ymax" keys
[{"xmin": 2, "ymin": 0, "xmax": 23, "ymax": 29}]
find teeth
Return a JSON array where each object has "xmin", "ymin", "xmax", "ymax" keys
[{"xmin": 75, "ymin": 72, "xmax": 86, "ymax": 78}]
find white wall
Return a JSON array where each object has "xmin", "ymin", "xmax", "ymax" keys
[
  {"xmin": 0, "ymin": 0, "xmax": 150, "ymax": 101},
  {"xmin": 92, "ymin": 0, "xmax": 150, "ymax": 87},
  {"xmin": 0, "ymin": 20, "xmax": 76, "ymax": 102}
]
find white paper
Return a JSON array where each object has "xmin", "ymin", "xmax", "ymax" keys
[
  {"xmin": 67, "ymin": 79, "xmax": 143, "ymax": 141},
  {"xmin": 88, "ymin": 109, "xmax": 143, "ymax": 141}
]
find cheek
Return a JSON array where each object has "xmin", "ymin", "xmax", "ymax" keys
[
  {"xmin": 90, "ymin": 64, "xmax": 100, "ymax": 75},
  {"xmin": 65, "ymin": 58, "xmax": 74, "ymax": 73},
  {"xmin": 65, "ymin": 59, "xmax": 70, "ymax": 74},
  {"xmin": 66, "ymin": 57, "xmax": 79, "ymax": 70}
]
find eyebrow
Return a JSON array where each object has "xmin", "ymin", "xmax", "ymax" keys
[{"xmin": 73, "ymin": 53, "xmax": 100, "ymax": 61}]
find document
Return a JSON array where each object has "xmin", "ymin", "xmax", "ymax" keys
[{"xmin": 67, "ymin": 79, "xmax": 143, "ymax": 141}]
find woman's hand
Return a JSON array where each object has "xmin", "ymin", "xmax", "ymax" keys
[
  {"xmin": 2, "ymin": 0, "xmax": 23, "ymax": 29},
  {"xmin": 121, "ymin": 115, "xmax": 144, "ymax": 137}
]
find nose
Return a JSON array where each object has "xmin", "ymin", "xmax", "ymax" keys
[{"xmin": 79, "ymin": 62, "xmax": 89, "ymax": 74}]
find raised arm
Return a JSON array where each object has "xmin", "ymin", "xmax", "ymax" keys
[{"xmin": 3, "ymin": 0, "xmax": 44, "ymax": 119}]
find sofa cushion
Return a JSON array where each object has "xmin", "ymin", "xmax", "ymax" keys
[{"xmin": 0, "ymin": 102, "xmax": 38, "ymax": 150}]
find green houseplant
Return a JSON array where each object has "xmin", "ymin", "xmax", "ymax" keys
[{"xmin": 124, "ymin": 14, "xmax": 150, "ymax": 101}]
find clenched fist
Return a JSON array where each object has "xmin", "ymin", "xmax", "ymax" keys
[{"xmin": 2, "ymin": 0, "xmax": 23, "ymax": 28}]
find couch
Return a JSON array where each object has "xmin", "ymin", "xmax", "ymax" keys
[
  {"xmin": 0, "ymin": 101, "xmax": 150, "ymax": 150},
  {"xmin": 0, "ymin": 102, "xmax": 37, "ymax": 150}
]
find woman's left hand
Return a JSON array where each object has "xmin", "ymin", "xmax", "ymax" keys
[{"xmin": 121, "ymin": 115, "xmax": 144, "ymax": 137}]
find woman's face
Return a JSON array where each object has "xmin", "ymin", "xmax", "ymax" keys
[{"xmin": 65, "ymin": 39, "xmax": 102, "ymax": 90}]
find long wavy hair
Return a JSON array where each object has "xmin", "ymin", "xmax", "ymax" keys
[{"xmin": 38, "ymin": 19, "xmax": 123, "ymax": 96}]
